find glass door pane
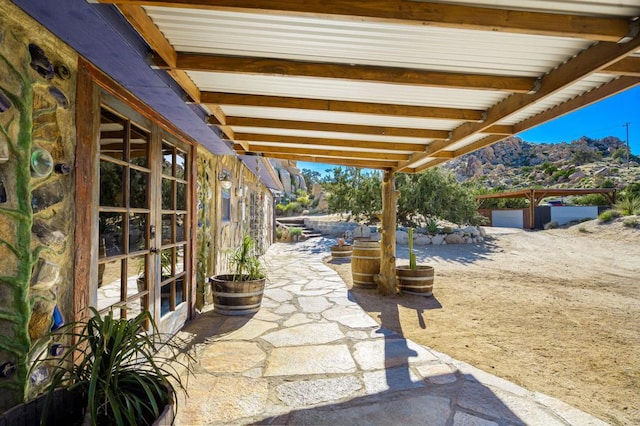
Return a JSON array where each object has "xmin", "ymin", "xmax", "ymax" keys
[
  {"xmin": 97, "ymin": 106, "xmax": 151, "ymax": 319},
  {"xmin": 159, "ymin": 141, "xmax": 189, "ymax": 318}
]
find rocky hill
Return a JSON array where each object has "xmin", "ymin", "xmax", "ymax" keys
[{"xmin": 441, "ymin": 136, "xmax": 640, "ymax": 190}]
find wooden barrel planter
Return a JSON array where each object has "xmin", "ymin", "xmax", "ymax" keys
[
  {"xmin": 330, "ymin": 245, "xmax": 352, "ymax": 260},
  {"xmin": 210, "ymin": 275, "xmax": 266, "ymax": 316},
  {"xmin": 351, "ymin": 240, "xmax": 380, "ymax": 289},
  {"xmin": 396, "ymin": 265, "xmax": 435, "ymax": 296}
]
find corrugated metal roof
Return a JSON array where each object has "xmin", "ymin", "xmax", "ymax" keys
[
  {"xmin": 146, "ymin": 6, "xmax": 593, "ymax": 77},
  {"xmin": 189, "ymin": 71, "xmax": 509, "ymax": 109},
  {"xmin": 118, "ymin": 2, "xmax": 640, "ymax": 172}
]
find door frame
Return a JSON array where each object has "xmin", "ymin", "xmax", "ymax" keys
[{"xmin": 74, "ymin": 58, "xmax": 197, "ymax": 327}]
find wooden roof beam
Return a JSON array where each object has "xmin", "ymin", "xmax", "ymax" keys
[
  {"xmin": 256, "ymin": 153, "xmax": 396, "ymax": 170},
  {"xmin": 245, "ymin": 145, "xmax": 410, "ymax": 161},
  {"xmin": 201, "ymin": 92, "xmax": 483, "ymax": 121},
  {"xmin": 234, "ymin": 133, "xmax": 427, "ymax": 152},
  {"xmin": 221, "ymin": 117, "xmax": 449, "ymax": 139},
  {"xmin": 169, "ymin": 54, "xmax": 537, "ymax": 93},
  {"xmin": 602, "ymin": 57, "xmax": 640, "ymax": 77},
  {"xmin": 103, "ymin": 0, "xmax": 633, "ymax": 42}
]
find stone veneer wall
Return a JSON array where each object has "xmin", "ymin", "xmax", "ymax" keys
[
  {"xmin": 196, "ymin": 151, "xmax": 274, "ymax": 309},
  {"xmin": 0, "ymin": 0, "xmax": 77, "ymax": 410}
]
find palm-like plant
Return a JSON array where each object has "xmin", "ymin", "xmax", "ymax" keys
[
  {"xmin": 38, "ymin": 307, "xmax": 190, "ymax": 425},
  {"xmin": 229, "ymin": 234, "xmax": 265, "ymax": 281},
  {"xmin": 615, "ymin": 194, "xmax": 640, "ymax": 216}
]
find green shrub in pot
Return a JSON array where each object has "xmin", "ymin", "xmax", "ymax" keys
[{"xmin": 35, "ymin": 307, "xmax": 191, "ymax": 426}]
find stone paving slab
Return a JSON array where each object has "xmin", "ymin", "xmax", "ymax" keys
[{"xmin": 175, "ymin": 238, "xmax": 609, "ymax": 425}]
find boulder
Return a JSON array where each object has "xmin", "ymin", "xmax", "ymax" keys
[
  {"xmin": 431, "ymin": 234, "xmax": 445, "ymax": 245},
  {"xmin": 461, "ymin": 226, "xmax": 479, "ymax": 236},
  {"xmin": 569, "ymin": 170, "xmax": 585, "ymax": 181},
  {"xmin": 396, "ymin": 230, "xmax": 408, "ymax": 244},
  {"xmin": 352, "ymin": 225, "xmax": 371, "ymax": 240},
  {"xmin": 414, "ymin": 234, "xmax": 430, "ymax": 245},
  {"xmin": 445, "ymin": 233, "xmax": 464, "ymax": 244}
]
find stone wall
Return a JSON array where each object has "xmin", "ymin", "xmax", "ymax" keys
[
  {"xmin": 196, "ymin": 151, "xmax": 274, "ymax": 308},
  {"xmin": 396, "ymin": 226, "xmax": 486, "ymax": 245},
  {"xmin": 0, "ymin": 0, "xmax": 77, "ymax": 410}
]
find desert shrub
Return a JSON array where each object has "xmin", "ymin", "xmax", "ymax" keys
[
  {"xmin": 624, "ymin": 183, "xmax": 640, "ymax": 198},
  {"xmin": 623, "ymin": 217, "xmax": 639, "ymax": 228},
  {"xmin": 297, "ymin": 195, "xmax": 310, "ymax": 207},
  {"xmin": 598, "ymin": 209, "xmax": 621, "ymax": 223},
  {"xmin": 577, "ymin": 225, "xmax": 587, "ymax": 233},
  {"xmin": 572, "ymin": 194, "xmax": 609, "ymax": 206},
  {"xmin": 614, "ymin": 194, "xmax": 640, "ymax": 216},
  {"xmin": 288, "ymin": 227, "xmax": 303, "ymax": 237},
  {"xmin": 600, "ymin": 178, "xmax": 616, "ymax": 188},
  {"xmin": 285, "ymin": 202, "xmax": 302, "ymax": 216}
]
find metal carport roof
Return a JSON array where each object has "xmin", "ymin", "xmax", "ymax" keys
[{"xmin": 97, "ymin": 1, "xmax": 640, "ymax": 172}]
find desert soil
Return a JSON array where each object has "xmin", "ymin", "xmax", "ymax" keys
[{"xmin": 325, "ymin": 218, "xmax": 640, "ymax": 425}]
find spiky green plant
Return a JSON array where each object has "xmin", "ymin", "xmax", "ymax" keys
[
  {"xmin": 37, "ymin": 307, "xmax": 190, "ymax": 426},
  {"xmin": 229, "ymin": 234, "xmax": 266, "ymax": 281},
  {"xmin": 614, "ymin": 194, "xmax": 640, "ymax": 216}
]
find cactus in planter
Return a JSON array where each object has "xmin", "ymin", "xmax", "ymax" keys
[{"xmin": 408, "ymin": 228, "xmax": 416, "ymax": 270}]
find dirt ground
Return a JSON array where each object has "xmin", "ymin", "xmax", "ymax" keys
[{"xmin": 325, "ymin": 218, "xmax": 640, "ymax": 425}]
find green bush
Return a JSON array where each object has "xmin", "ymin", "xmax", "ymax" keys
[
  {"xmin": 284, "ymin": 202, "xmax": 302, "ymax": 216},
  {"xmin": 598, "ymin": 209, "xmax": 621, "ymax": 223},
  {"xmin": 614, "ymin": 194, "xmax": 640, "ymax": 216},
  {"xmin": 288, "ymin": 227, "xmax": 303, "ymax": 236},
  {"xmin": 297, "ymin": 195, "xmax": 310, "ymax": 207},
  {"xmin": 623, "ymin": 217, "xmax": 639, "ymax": 228},
  {"xmin": 572, "ymin": 194, "xmax": 609, "ymax": 206}
]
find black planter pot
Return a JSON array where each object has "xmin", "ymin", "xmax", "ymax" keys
[
  {"xmin": 0, "ymin": 389, "xmax": 84, "ymax": 426},
  {"xmin": 0, "ymin": 388, "xmax": 174, "ymax": 426}
]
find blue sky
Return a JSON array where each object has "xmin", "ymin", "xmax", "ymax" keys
[{"xmin": 299, "ymin": 85, "xmax": 639, "ymax": 175}]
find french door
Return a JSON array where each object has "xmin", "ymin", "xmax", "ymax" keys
[{"xmin": 96, "ymin": 94, "xmax": 191, "ymax": 333}]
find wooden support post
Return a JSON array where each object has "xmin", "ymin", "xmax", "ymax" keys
[
  {"xmin": 375, "ymin": 170, "xmax": 399, "ymax": 295},
  {"xmin": 527, "ymin": 190, "xmax": 535, "ymax": 230}
]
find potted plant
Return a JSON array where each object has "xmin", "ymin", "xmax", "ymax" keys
[
  {"xmin": 396, "ymin": 228, "xmax": 435, "ymax": 296},
  {"xmin": 330, "ymin": 237, "xmax": 352, "ymax": 260},
  {"xmin": 288, "ymin": 227, "xmax": 303, "ymax": 242},
  {"xmin": 210, "ymin": 234, "xmax": 267, "ymax": 315},
  {"xmin": 23, "ymin": 307, "xmax": 190, "ymax": 426}
]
